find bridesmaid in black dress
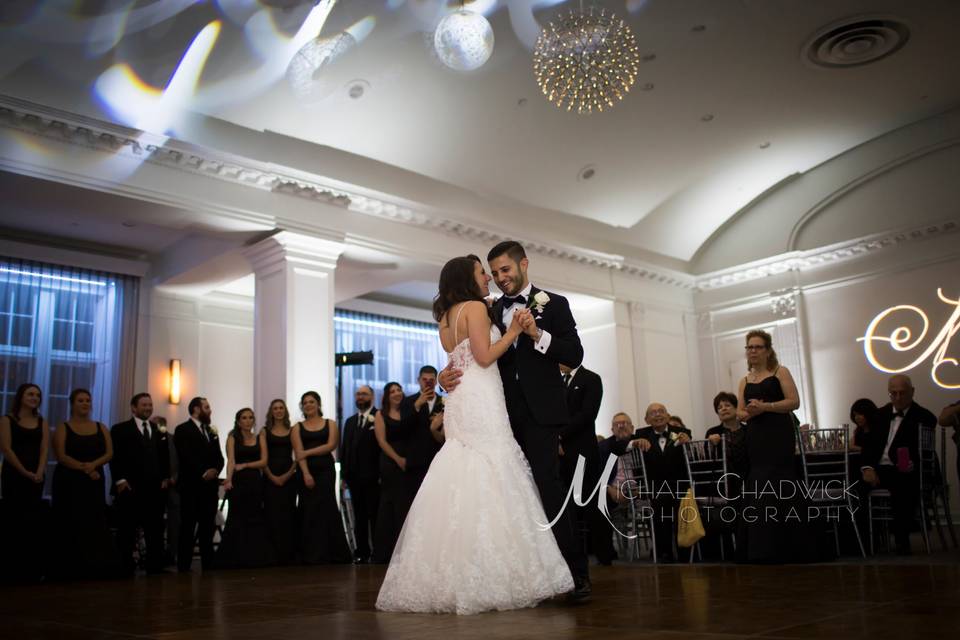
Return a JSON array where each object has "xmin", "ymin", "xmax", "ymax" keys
[
  {"xmin": 735, "ymin": 330, "xmax": 819, "ymax": 563},
  {"xmin": 262, "ymin": 399, "xmax": 298, "ymax": 565},
  {"xmin": 292, "ymin": 391, "xmax": 351, "ymax": 564},
  {"xmin": 0, "ymin": 383, "xmax": 50, "ymax": 582},
  {"xmin": 216, "ymin": 408, "xmax": 275, "ymax": 568},
  {"xmin": 51, "ymin": 388, "xmax": 121, "ymax": 579}
]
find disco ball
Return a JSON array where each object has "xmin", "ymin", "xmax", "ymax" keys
[
  {"xmin": 286, "ymin": 31, "xmax": 356, "ymax": 102},
  {"xmin": 433, "ymin": 9, "xmax": 494, "ymax": 72}
]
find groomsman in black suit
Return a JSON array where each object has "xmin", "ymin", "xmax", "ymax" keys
[
  {"xmin": 110, "ymin": 393, "xmax": 171, "ymax": 575},
  {"xmin": 630, "ymin": 402, "xmax": 691, "ymax": 561},
  {"xmin": 402, "ymin": 366, "xmax": 444, "ymax": 491},
  {"xmin": 173, "ymin": 396, "xmax": 223, "ymax": 572},
  {"xmin": 339, "ymin": 385, "xmax": 379, "ymax": 563},
  {"xmin": 558, "ymin": 364, "xmax": 605, "ymax": 564},
  {"xmin": 861, "ymin": 374, "xmax": 937, "ymax": 555}
]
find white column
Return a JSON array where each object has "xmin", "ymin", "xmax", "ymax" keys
[{"xmin": 245, "ymin": 231, "xmax": 345, "ymax": 423}]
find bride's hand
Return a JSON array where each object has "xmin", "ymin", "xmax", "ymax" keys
[{"xmin": 508, "ymin": 310, "xmax": 526, "ymax": 336}]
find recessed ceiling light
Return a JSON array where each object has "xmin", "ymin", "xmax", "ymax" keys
[
  {"xmin": 759, "ymin": 141, "xmax": 771, "ymax": 149},
  {"xmin": 347, "ymin": 79, "xmax": 370, "ymax": 99},
  {"xmin": 578, "ymin": 165, "xmax": 597, "ymax": 181},
  {"xmin": 641, "ymin": 82, "xmax": 654, "ymax": 91},
  {"xmin": 641, "ymin": 53, "xmax": 657, "ymax": 62},
  {"xmin": 691, "ymin": 25, "xmax": 707, "ymax": 33},
  {"xmin": 517, "ymin": 97, "xmax": 528, "ymax": 107},
  {"xmin": 701, "ymin": 114, "xmax": 714, "ymax": 122},
  {"xmin": 121, "ymin": 221, "xmax": 137, "ymax": 228}
]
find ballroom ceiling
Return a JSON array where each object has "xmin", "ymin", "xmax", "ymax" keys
[{"xmin": 1, "ymin": 0, "xmax": 959, "ymax": 262}]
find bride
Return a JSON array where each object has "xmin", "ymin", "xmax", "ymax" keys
[{"xmin": 375, "ymin": 255, "xmax": 573, "ymax": 615}]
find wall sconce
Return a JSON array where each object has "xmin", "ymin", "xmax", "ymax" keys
[{"xmin": 169, "ymin": 359, "xmax": 182, "ymax": 405}]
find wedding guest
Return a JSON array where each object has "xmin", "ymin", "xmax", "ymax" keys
[
  {"xmin": 110, "ymin": 393, "xmax": 170, "ymax": 575},
  {"xmin": 216, "ymin": 408, "xmax": 274, "ymax": 568},
  {"xmin": 629, "ymin": 403, "xmax": 690, "ymax": 561},
  {"xmin": 706, "ymin": 392, "xmax": 745, "ymax": 444},
  {"xmin": 668, "ymin": 415, "xmax": 688, "ymax": 432},
  {"xmin": 174, "ymin": 396, "xmax": 223, "ymax": 572},
  {"xmin": 736, "ymin": 329, "xmax": 818, "ymax": 563},
  {"xmin": 292, "ymin": 391, "xmax": 351, "ymax": 564},
  {"xmin": 558, "ymin": 364, "xmax": 604, "ymax": 563},
  {"xmin": 401, "ymin": 366, "xmax": 444, "ymax": 492},
  {"xmin": 938, "ymin": 400, "xmax": 960, "ymax": 485},
  {"xmin": 860, "ymin": 375, "xmax": 937, "ymax": 555},
  {"xmin": 157, "ymin": 416, "xmax": 180, "ymax": 566},
  {"xmin": 372, "ymin": 381, "xmax": 419, "ymax": 563},
  {"xmin": 51, "ymin": 388, "xmax": 121, "ymax": 579},
  {"xmin": 339, "ymin": 386, "xmax": 380, "ymax": 563},
  {"xmin": 262, "ymin": 399, "xmax": 298, "ymax": 565},
  {"xmin": 0, "ymin": 383, "xmax": 50, "ymax": 583},
  {"xmin": 849, "ymin": 398, "xmax": 880, "ymax": 452}
]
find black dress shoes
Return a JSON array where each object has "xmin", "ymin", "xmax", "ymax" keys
[{"xmin": 570, "ymin": 575, "xmax": 592, "ymax": 601}]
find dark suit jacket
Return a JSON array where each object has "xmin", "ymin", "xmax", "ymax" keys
[
  {"xmin": 597, "ymin": 435, "xmax": 631, "ymax": 485},
  {"xmin": 861, "ymin": 402, "xmax": 937, "ymax": 470},
  {"xmin": 400, "ymin": 394, "xmax": 443, "ymax": 473},
  {"xmin": 631, "ymin": 426, "xmax": 690, "ymax": 485},
  {"xmin": 492, "ymin": 286, "xmax": 584, "ymax": 426},
  {"xmin": 340, "ymin": 408, "xmax": 379, "ymax": 486},
  {"xmin": 173, "ymin": 419, "xmax": 224, "ymax": 491},
  {"xmin": 109, "ymin": 418, "xmax": 170, "ymax": 496},
  {"xmin": 560, "ymin": 367, "xmax": 602, "ymax": 466}
]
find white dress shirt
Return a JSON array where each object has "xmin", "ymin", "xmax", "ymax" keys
[
  {"xmin": 879, "ymin": 406, "xmax": 909, "ymax": 466},
  {"xmin": 501, "ymin": 283, "xmax": 552, "ymax": 354}
]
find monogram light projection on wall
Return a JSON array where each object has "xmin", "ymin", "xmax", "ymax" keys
[{"xmin": 857, "ymin": 289, "xmax": 960, "ymax": 389}]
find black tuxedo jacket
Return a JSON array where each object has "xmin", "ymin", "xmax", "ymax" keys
[
  {"xmin": 861, "ymin": 401, "xmax": 937, "ymax": 470},
  {"xmin": 340, "ymin": 408, "xmax": 380, "ymax": 485},
  {"xmin": 401, "ymin": 394, "xmax": 443, "ymax": 473},
  {"xmin": 560, "ymin": 367, "xmax": 602, "ymax": 463},
  {"xmin": 173, "ymin": 419, "xmax": 224, "ymax": 491},
  {"xmin": 492, "ymin": 286, "xmax": 584, "ymax": 426},
  {"xmin": 109, "ymin": 418, "xmax": 171, "ymax": 496},
  {"xmin": 631, "ymin": 426, "xmax": 690, "ymax": 484},
  {"xmin": 598, "ymin": 435, "xmax": 631, "ymax": 484}
]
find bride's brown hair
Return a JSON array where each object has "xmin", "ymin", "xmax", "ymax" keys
[{"xmin": 432, "ymin": 255, "xmax": 484, "ymax": 323}]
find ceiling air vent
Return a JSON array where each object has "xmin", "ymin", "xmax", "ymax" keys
[{"xmin": 804, "ymin": 18, "xmax": 909, "ymax": 68}]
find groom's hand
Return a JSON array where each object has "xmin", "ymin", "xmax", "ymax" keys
[
  {"xmin": 516, "ymin": 309, "xmax": 540, "ymax": 340},
  {"xmin": 438, "ymin": 365, "xmax": 463, "ymax": 393}
]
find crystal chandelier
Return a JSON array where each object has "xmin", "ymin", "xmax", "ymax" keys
[
  {"xmin": 433, "ymin": 7, "xmax": 495, "ymax": 71},
  {"xmin": 286, "ymin": 31, "xmax": 356, "ymax": 103},
  {"xmin": 533, "ymin": 4, "xmax": 640, "ymax": 114}
]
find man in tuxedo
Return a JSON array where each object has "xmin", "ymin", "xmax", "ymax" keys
[
  {"xmin": 558, "ymin": 364, "xmax": 606, "ymax": 564},
  {"xmin": 401, "ymin": 366, "xmax": 445, "ymax": 492},
  {"xmin": 339, "ymin": 385, "xmax": 379, "ymax": 563},
  {"xmin": 629, "ymin": 402, "xmax": 691, "ymax": 561},
  {"xmin": 173, "ymin": 396, "xmax": 223, "ymax": 572},
  {"xmin": 110, "ymin": 393, "xmax": 171, "ymax": 575},
  {"xmin": 861, "ymin": 375, "xmax": 937, "ymax": 555},
  {"xmin": 441, "ymin": 240, "xmax": 590, "ymax": 598}
]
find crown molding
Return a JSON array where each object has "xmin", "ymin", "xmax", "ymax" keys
[
  {"xmin": 0, "ymin": 95, "xmax": 696, "ymax": 290},
  {"xmin": 695, "ymin": 219, "xmax": 960, "ymax": 290}
]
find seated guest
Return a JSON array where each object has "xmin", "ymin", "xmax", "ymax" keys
[
  {"xmin": 216, "ymin": 408, "xmax": 274, "ymax": 568},
  {"xmin": 51, "ymin": 388, "xmax": 121, "ymax": 579},
  {"xmin": 849, "ymin": 398, "xmax": 880, "ymax": 453},
  {"xmin": 629, "ymin": 403, "xmax": 690, "ymax": 561},
  {"xmin": 706, "ymin": 392, "xmax": 745, "ymax": 444},
  {"xmin": 0, "ymin": 383, "xmax": 50, "ymax": 583},
  {"xmin": 939, "ymin": 400, "xmax": 960, "ymax": 486},
  {"xmin": 668, "ymin": 415, "xmax": 688, "ymax": 432},
  {"xmin": 174, "ymin": 396, "xmax": 223, "ymax": 572},
  {"xmin": 339, "ymin": 386, "xmax": 380, "ymax": 564},
  {"xmin": 292, "ymin": 391, "xmax": 351, "ymax": 565},
  {"xmin": 596, "ymin": 411, "xmax": 635, "ymax": 563},
  {"xmin": 262, "ymin": 399, "xmax": 298, "ymax": 565},
  {"xmin": 860, "ymin": 375, "xmax": 937, "ymax": 555},
  {"xmin": 110, "ymin": 393, "xmax": 170, "ymax": 575},
  {"xmin": 373, "ymin": 382, "xmax": 419, "ymax": 563}
]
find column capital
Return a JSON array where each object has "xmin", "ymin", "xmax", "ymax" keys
[{"xmin": 245, "ymin": 230, "xmax": 346, "ymax": 276}]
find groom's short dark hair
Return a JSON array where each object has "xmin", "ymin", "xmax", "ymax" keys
[{"xmin": 487, "ymin": 240, "xmax": 526, "ymax": 264}]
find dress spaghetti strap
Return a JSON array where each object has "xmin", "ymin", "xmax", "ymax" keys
[{"xmin": 453, "ymin": 302, "xmax": 469, "ymax": 345}]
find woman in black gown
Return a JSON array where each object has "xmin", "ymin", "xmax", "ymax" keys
[
  {"xmin": 51, "ymin": 388, "xmax": 121, "ymax": 579},
  {"xmin": 262, "ymin": 399, "xmax": 298, "ymax": 565},
  {"xmin": 292, "ymin": 391, "xmax": 351, "ymax": 564},
  {"xmin": 736, "ymin": 330, "xmax": 819, "ymax": 563},
  {"xmin": 0, "ymin": 383, "xmax": 50, "ymax": 582},
  {"xmin": 216, "ymin": 408, "xmax": 275, "ymax": 568}
]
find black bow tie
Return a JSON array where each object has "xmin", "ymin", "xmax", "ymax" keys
[
  {"xmin": 893, "ymin": 411, "xmax": 905, "ymax": 419},
  {"xmin": 502, "ymin": 295, "xmax": 526, "ymax": 306}
]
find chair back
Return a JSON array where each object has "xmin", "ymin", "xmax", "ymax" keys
[
  {"xmin": 918, "ymin": 424, "xmax": 941, "ymax": 494},
  {"xmin": 619, "ymin": 447, "xmax": 653, "ymax": 502},
  {"xmin": 682, "ymin": 437, "xmax": 728, "ymax": 499}
]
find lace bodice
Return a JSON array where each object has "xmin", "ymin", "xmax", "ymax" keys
[{"xmin": 446, "ymin": 324, "xmax": 501, "ymax": 372}]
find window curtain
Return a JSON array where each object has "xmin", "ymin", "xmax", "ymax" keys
[
  {"xmin": 0, "ymin": 256, "xmax": 139, "ymax": 492},
  {"xmin": 334, "ymin": 309, "xmax": 446, "ymax": 420}
]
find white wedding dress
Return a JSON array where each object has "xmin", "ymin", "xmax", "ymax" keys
[{"xmin": 375, "ymin": 322, "xmax": 573, "ymax": 615}]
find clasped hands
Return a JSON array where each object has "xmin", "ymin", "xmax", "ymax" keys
[{"xmin": 744, "ymin": 399, "xmax": 767, "ymax": 417}]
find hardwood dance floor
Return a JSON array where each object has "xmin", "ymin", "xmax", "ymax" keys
[{"xmin": 4, "ymin": 553, "xmax": 959, "ymax": 640}]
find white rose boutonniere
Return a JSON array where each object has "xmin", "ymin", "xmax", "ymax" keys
[
  {"xmin": 157, "ymin": 425, "xmax": 168, "ymax": 434},
  {"xmin": 669, "ymin": 431, "xmax": 680, "ymax": 442},
  {"xmin": 208, "ymin": 425, "xmax": 218, "ymax": 437},
  {"xmin": 530, "ymin": 291, "xmax": 550, "ymax": 313}
]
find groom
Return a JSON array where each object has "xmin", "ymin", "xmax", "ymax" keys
[{"xmin": 439, "ymin": 240, "xmax": 591, "ymax": 599}]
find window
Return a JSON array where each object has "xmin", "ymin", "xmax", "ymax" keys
[{"xmin": 334, "ymin": 309, "xmax": 446, "ymax": 420}]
